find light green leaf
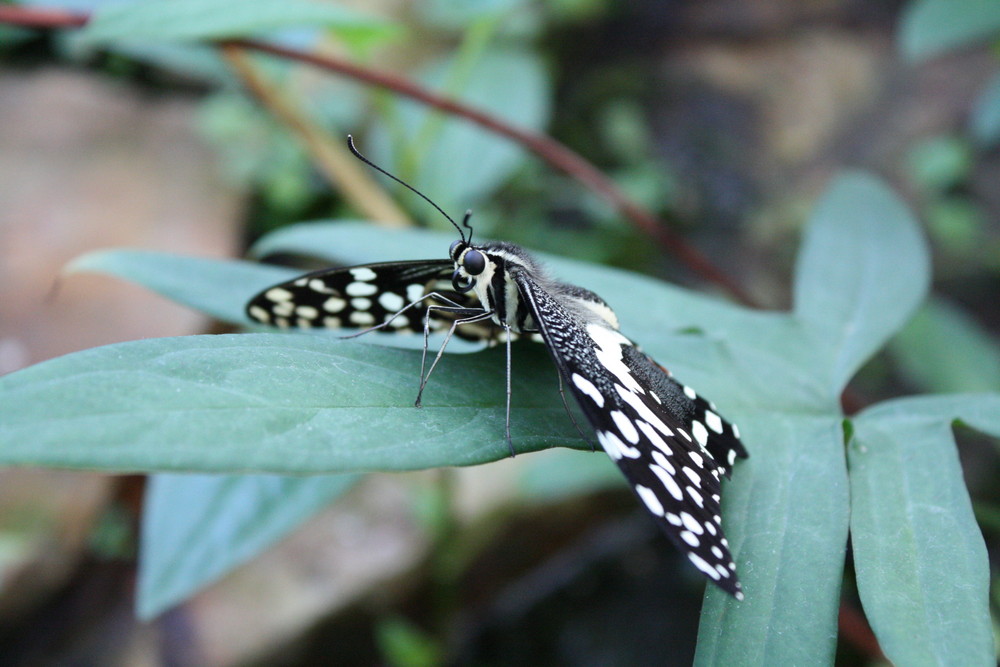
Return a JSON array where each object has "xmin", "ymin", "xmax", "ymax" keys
[
  {"xmin": 371, "ymin": 48, "xmax": 550, "ymax": 209},
  {"xmin": 0, "ymin": 334, "xmax": 579, "ymax": 473},
  {"xmin": 139, "ymin": 472, "xmax": 359, "ymax": 619},
  {"xmin": 849, "ymin": 395, "xmax": 999, "ymax": 667},
  {"xmin": 79, "ymin": 0, "xmax": 397, "ymax": 46},
  {"xmin": 890, "ymin": 298, "xmax": 1000, "ymax": 393},
  {"xmin": 899, "ymin": 0, "xmax": 1000, "ymax": 62},
  {"xmin": 695, "ymin": 413, "xmax": 849, "ymax": 666},
  {"xmin": 66, "ymin": 250, "xmax": 298, "ymax": 326},
  {"xmin": 793, "ymin": 172, "xmax": 930, "ymax": 399},
  {"xmin": 971, "ymin": 72, "xmax": 1000, "ymax": 147}
]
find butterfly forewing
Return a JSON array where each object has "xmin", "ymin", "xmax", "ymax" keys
[
  {"xmin": 246, "ymin": 260, "xmax": 498, "ymax": 342},
  {"xmin": 511, "ymin": 267, "xmax": 746, "ymax": 598}
]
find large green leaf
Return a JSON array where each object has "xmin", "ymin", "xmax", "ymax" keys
[
  {"xmin": 79, "ymin": 0, "xmax": 397, "ymax": 46},
  {"xmin": 899, "ymin": 0, "xmax": 1000, "ymax": 62},
  {"xmin": 849, "ymin": 394, "xmax": 1000, "ymax": 667},
  {"xmin": 695, "ymin": 413, "xmax": 849, "ymax": 666},
  {"xmin": 0, "ymin": 334, "xmax": 579, "ymax": 472},
  {"xmin": 794, "ymin": 172, "xmax": 930, "ymax": 400},
  {"xmin": 139, "ymin": 472, "xmax": 359, "ymax": 619}
]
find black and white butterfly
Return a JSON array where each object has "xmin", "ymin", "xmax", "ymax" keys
[{"xmin": 246, "ymin": 138, "xmax": 749, "ymax": 599}]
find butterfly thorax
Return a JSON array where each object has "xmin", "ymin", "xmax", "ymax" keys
[{"xmin": 451, "ymin": 241, "xmax": 620, "ymax": 334}]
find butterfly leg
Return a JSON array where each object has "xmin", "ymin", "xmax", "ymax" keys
[
  {"xmin": 339, "ymin": 292, "xmax": 467, "ymax": 339},
  {"xmin": 415, "ymin": 306, "xmax": 494, "ymax": 408},
  {"xmin": 502, "ymin": 323, "xmax": 514, "ymax": 456},
  {"xmin": 555, "ymin": 370, "xmax": 596, "ymax": 451}
]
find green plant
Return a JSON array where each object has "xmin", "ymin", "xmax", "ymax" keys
[{"xmin": 2, "ymin": 173, "xmax": 997, "ymax": 664}]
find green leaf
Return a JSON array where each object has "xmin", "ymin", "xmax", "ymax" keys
[
  {"xmin": 971, "ymin": 72, "xmax": 1000, "ymax": 147},
  {"xmin": 79, "ymin": 0, "xmax": 397, "ymax": 46},
  {"xmin": 695, "ymin": 413, "xmax": 849, "ymax": 666},
  {"xmin": 66, "ymin": 249, "xmax": 298, "ymax": 327},
  {"xmin": 890, "ymin": 299, "xmax": 1000, "ymax": 393},
  {"xmin": 793, "ymin": 172, "xmax": 930, "ymax": 398},
  {"xmin": 850, "ymin": 395, "xmax": 999, "ymax": 667},
  {"xmin": 371, "ymin": 48, "xmax": 550, "ymax": 209},
  {"xmin": 899, "ymin": 0, "xmax": 1000, "ymax": 62},
  {"xmin": 139, "ymin": 472, "xmax": 359, "ymax": 619},
  {"xmin": 0, "ymin": 334, "xmax": 579, "ymax": 472}
]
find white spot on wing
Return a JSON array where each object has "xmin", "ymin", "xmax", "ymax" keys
[
  {"xmin": 689, "ymin": 553, "xmax": 721, "ymax": 580},
  {"xmin": 350, "ymin": 267, "xmax": 377, "ymax": 281},
  {"xmin": 295, "ymin": 305, "xmax": 318, "ymax": 319},
  {"xmin": 571, "ymin": 373, "xmax": 605, "ymax": 408},
  {"xmin": 379, "ymin": 292, "xmax": 405, "ymax": 312},
  {"xmin": 351, "ymin": 297, "xmax": 372, "ymax": 310},
  {"xmin": 705, "ymin": 410, "xmax": 724, "ymax": 434},
  {"xmin": 680, "ymin": 511, "xmax": 704, "ymax": 535},
  {"xmin": 650, "ymin": 464, "xmax": 683, "ymax": 500},
  {"xmin": 324, "ymin": 297, "xmax": 347, "ymax": 313},
  {"xmin": 586, "ymin": 324, "xmax": 643, "ymax": 393},
  {"xmin": 683, "ymin": 385, "xmax": 697, "ymax": 399},
  {"xmin": 651, "ymin": 450, "xmax": 674, "ymax": 474},
  {"xmin": 691, "ymin": 421, "xmax": 709, "ymax": 448},
  {"xmin": 615, "ymin": 384, "xmax": 673, "ymax": 437},
  {"xmin": 309, "ymin": 279, "xmax": 335, "ymax": 294},
  {"xmin": 635, "ymin": 484, "xmax": 664, "ymax": 516},
  {"xmin": 680, "ymin": 531, "xmax": 700, "ymax": 547},
  {"xmin": 248, "ymin": 305, "xmax": 270, "ymax": 322},
  {"xmin": 611, "ymin": 410, "xmax": 640, "ymax": 444},
  {"xmin": 637, "ymin": 421, "xmax": 673, "ymax": 456},
  {"xmin": 406, "ymin": 283, "xmax": 425, "ymax": 303},
  {"xmin": 350, "ymin": 311, "xmax": 375, "ymax": 326},
  {"xmin": 265, "ymin": 287, "xmax": 293, "ymax": 302},
  {"xmin": 345, "ymin": 281, "xmax": 378, "ymax": 297}
]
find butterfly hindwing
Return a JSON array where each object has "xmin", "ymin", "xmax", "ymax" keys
[
  {"xmin": 246, "ymin": 260, "xmax": 498, "ymax": 342},
  {"xmin": 512, "ymin": 267, "xmax": 744, "ymax": 598}
]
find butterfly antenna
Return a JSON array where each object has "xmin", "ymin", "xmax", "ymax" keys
[
  {"xmin": 347, "ymin": 135, "xmax": 466, "ymax": 243},
  {"xmin": 461, "ymin": 210, "xmax": 474, "ymax": 245}
]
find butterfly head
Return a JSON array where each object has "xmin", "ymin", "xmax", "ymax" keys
[{"xmin": 449, "ymin": 239, "xmax": 487, "ymax": 293}]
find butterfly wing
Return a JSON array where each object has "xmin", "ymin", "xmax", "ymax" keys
[
  {"xmin": 246, "ymin": 260, "xmax": 501, "ymax": 342},
  {"xmin": 513, "ymin": 269, "xmax": 746, "ymax": 598}
]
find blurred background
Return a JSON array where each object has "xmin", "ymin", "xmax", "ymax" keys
[{"xmin": 1, "ymin": 0, "xmax": 999, "ymax": 665}]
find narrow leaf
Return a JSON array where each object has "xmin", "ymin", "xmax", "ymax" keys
[
  {"xmin": 794, "ymin": 172, "xmax": 929, "ymax": 397},
  {"xmin": 695, "ymin": 413, "xmax": 849, "ymax": 666},
  {"xmin": 80, "ymin": 0, "xmax": 396, "ymax": 46},
  {"xmin": 66, "ymin": 250, "xmax": 298, "ymax": 326},
  {"xmin": 850, "ymin": 403, "xmax": 996, "ymax": 666},
  {"xmin": 371, "ymin": 48, "xmax": 550, "ymax": 208},
  {"xmin": 139, "ymin": 472, "xmax": 359, "ymax": 618}
]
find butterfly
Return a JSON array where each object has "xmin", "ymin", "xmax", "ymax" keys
[{"xmin": 246, "ymin": 137, "xmax": 748, "ymax": 598}]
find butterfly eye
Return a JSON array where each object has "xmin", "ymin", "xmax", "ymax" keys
[
  {"xmin": 449, "ymin": 240, "xmax": 465, "ymax": 260},
  {"xmin": 464, "ymin": 249, "xmax": 486, "ymax": 275},
  {"xmin": 452, "ymin": 269, "xmax": 475, "ymax": 293}
]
